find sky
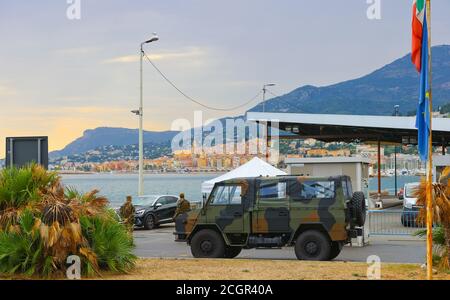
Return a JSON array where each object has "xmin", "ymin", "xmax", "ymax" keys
[{"xmin": 1, "ymin": 0, "xmax": 450, "ymax": 157}]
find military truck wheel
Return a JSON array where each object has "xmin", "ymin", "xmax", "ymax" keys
[
  {"xmin": 295, "ymin": 230, "xmax": 331, "ymax": 261},
  {"xmin": 351, "ymin": 192, "xmax": 366, "ymax": 227},
  {"xmin": 224, "ymin": 246, "xmax": 242, "ymax": 258},
  {"xmin": 329, "ymin": 241, "xmax": 344, "ymax": 260},
  {"xmin": 144, "ymin": 214, "xmax": 156, "ymax": 230},
  {"xmin": 190, "ymin": 229, "xmax": 226, "ymax": 258}
]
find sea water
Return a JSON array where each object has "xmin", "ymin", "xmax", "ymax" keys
[
  {"xmin": 61, "ymin": 173, "xmax": 217, "ymax": 207},
  {"xmin": 61, "ymin": 173, "xmax": 421, "ymax": 207}
]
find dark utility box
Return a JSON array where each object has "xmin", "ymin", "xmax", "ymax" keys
[{"xmin": 5, "ymin": 137, "xmax": 48, "ymax": 169}]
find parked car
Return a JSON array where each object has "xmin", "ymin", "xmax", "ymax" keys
[
  {"xmin": 174, "ymin": 175, "xmax": 366, "ymax": 261},
  {"xmin": 400, "ymin": 182, "xmax": 421, "ymax": 227},
  {"xmin": 134, "ymin": 195, "xmax": 179, "ymax": 230}
]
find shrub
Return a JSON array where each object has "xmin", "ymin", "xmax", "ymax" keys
[
  {"xmin": 80, "ymin": 214, "xmax": 135, "ymax": 275},
  {"xmin": 415, "ymin": 225, "xmax": 448, "ymax": 269},
  {"xmin": 414, "ymin": 167, "xmax": 450, "ymax": 270},
  {"xmin": 0, "ymin": 164, "xmax": 136, "ymax": 278}
]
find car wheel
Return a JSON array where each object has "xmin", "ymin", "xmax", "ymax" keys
[
  {"xmin": 224, "ymin": 246, "xmax": 242, "ymax": 258},
  {"xmin": 329, "ymin": 241, "xmax": 344, "ymax": 260},
  {"xmin": 351, "ymin": 191, "xmax": 366, "ymax": 227},
  {"xmin": 190, "ymin": 229, "xmax": 226, "ymax": 258},
  {"xmin": 144, "ymin": 214, "xmax": 156, "ymax": 230},
  {"xmin": 295, "ymin": 230, "xmax": 331, "ymax": 261}
]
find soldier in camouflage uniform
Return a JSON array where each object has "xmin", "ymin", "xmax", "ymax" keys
[
  {"xmin": 173, "ymin": 193, "xmax": 191, "ymax": 220},
  {"xmin": 120, "ymin": 195, "xmax": 135, "ymax": 233}
]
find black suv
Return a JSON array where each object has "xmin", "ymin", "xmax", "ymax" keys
[{"xmin": 134, "ymin": 195, "xmax": 179, "ymax": 230}]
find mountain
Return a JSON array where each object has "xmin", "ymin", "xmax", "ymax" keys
[
  {"xmin": 51, "ymin": 142, "xmax": 172, "ymax": 164},
  {"xmin": 51, "ymin": 46, "xmax": 450, "ymax": 159},
  {"xmin": 50, "ymin": 127, "xmax": 179, "ymax": 158},
  {"xmin": 249, "ymin": 45, "xmax": 450, "ymax": 115}
]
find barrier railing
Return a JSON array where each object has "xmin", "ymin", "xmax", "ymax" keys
[{"xmin": 367, "ymin": 209, "xmax": 427, "ymax": 236}]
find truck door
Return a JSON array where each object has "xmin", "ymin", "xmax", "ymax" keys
[
  {"xmin": 206, "ymin": 184, "xmax": 245, "ymax": 233},
  {"xmin": 289, "ymin": 179, "xmax": 338, "ymax": 233},
  {"xmin": 254, "ymin": 180, "xmax": 291, "ymax": 233}
]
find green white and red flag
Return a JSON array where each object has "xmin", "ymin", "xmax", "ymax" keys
[
  {"xmin": 411, "ymin": 0, "xmax": 430, "ymax": 161},
  {"xmin": 411, "ymin": 0, "xmax": 426, "ymax": 72}
]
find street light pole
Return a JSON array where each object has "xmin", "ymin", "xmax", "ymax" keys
[
  {"xmin": 136, "ymin": 33, "xmax": 159, "ymax": 196},
  {"xmin": 139, "ymin": 43, "xmax": 144, "ymax": 196},
  {"xmin": 262, "ymin": 83, "xmax": 275, "ymax": 113},
  {"xmin": 261, "ymin": 83, "xmax": 275, "ymax": 161},
  {"xmin": 394, "ymin": 105, "xmax": 400, "ymax": 196}
]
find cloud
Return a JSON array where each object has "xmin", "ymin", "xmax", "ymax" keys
[
  {"xmin": 54, "ymin": 47, "xmax": 100, "ymax": 55},
  {"xmin": 58, "ymin": 106, "xmax": 126, "ymax": 114},
  {"xmin": 14, "ymin": 105, "xmax": 128, "ymax": 116},
  {"xmin": 103, "ymin": 47, "xmax": 207, "ymax": 64},
  {"xmin": 104, "ymin": 54, "xmax": 138, "ymax": 64}
]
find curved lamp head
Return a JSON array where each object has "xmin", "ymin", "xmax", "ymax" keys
[{"xmin": 144, "ymin": 33, "xmax": 159, "ymax": 44}]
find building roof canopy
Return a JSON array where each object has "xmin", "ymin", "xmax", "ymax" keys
[{"xmin": 246, "ymin": 112, "xmax": 450, "ymax": 145}]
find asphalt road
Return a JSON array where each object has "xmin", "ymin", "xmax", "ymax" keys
[{"xmin": 133, "ymin": 224, "xmax": 426, "ymax": 264}]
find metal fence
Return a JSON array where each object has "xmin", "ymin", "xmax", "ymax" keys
[{"xmin": 367, "ymin": 209, "xmax": 427, "ymax": 237}]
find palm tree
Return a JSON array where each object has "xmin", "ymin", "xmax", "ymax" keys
[
  {"xmin": 415, "ymin": 167, "xmax": 450, "ymax": 269},
  {"xmin": 0, "ymin": 164, "xmax": 136, "ymax": 277}
]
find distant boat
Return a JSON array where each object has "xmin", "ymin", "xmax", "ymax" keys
[{"xmin": 414, "ymin": 169, "xmax": 426, "ymax": 176}]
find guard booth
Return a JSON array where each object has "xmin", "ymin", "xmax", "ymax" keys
[
  {"xmin": 284, "ymin": 157, "xmax": 371, "ymax": 201},
  {"xmin": 285, "ymin": 156, "xmax": 371, "ymax": 246},
  {"xmin": 5, "ymin": 137, "xmax": 49, "ymax": 169}
]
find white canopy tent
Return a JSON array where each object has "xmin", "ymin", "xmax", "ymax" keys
[{"xmin": 201, "ymin": 157, "xmax": 287, "ymax": 194}]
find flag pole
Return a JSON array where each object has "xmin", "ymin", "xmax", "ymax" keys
[{"xmin": 425, "ymin": 0, "xmax": 433, "ymax": 281}]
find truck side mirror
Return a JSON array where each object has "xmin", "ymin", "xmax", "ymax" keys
[{"xmin": 200, "ymin": 194, "xmax": 206, "ymax": 215}]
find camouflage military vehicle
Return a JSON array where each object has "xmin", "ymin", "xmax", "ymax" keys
[{"xmin": 174, "ymin": 175, "xmax": 366, "ymax": 261}]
